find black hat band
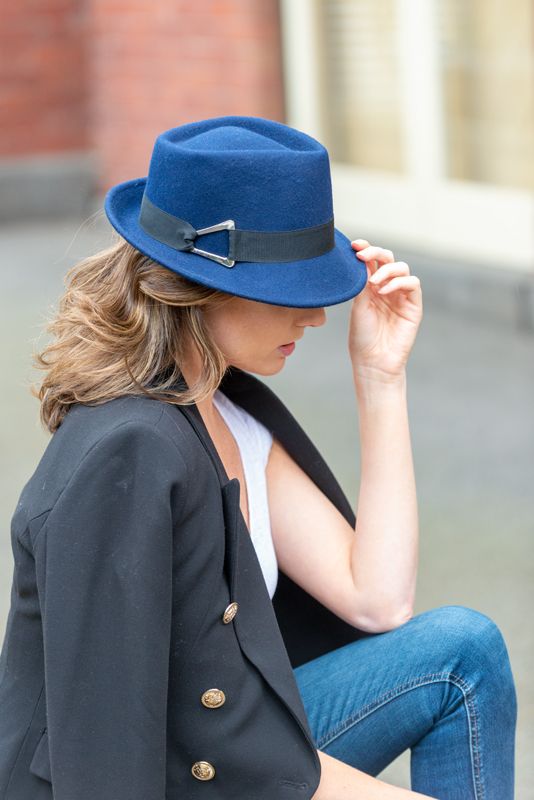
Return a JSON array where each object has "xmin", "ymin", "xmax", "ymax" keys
[{"xmin": 139, "ymin": 193, "xmax": 335, "ymax": 268}]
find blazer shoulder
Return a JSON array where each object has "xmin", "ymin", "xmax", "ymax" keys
[
  {"xmin": 14, "ymin": 396, "xmax": 203, "ymax": 533},
  {"xmin": 63, "ymin": 394, "xmax": 200, "ymax": 453}
]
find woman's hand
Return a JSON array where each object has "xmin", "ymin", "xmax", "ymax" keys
[{"xmin": 349, "ymin": 239, "xmax": 423, "ymax": 381}]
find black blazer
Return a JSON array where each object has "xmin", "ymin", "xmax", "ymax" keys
[{"xmin": 0, "ymin": 367, "xmax": 367, "ymax": 800}]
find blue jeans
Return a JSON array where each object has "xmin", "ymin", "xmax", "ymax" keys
[{"xmin": 293, "ymin": 605, "xmax": 517, "ymax": 799}]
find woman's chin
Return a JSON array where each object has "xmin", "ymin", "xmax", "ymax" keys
[{"xmin": 240, "ymin": 357, "xmax": 287, "ymax": 377}]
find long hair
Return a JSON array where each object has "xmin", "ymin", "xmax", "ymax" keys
[{"xmin": 31, "ymin": 231, "xmax": 234, "ymax": 433}]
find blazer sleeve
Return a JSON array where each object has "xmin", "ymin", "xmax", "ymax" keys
[{"xmin": 34, "ymin": 418, "xmax": 189, "ymax": 800}]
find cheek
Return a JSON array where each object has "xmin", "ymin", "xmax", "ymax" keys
[
  {"xmin": 205, "ymin": 304, "xmax": 288, "ymax": 359},
  {"xmin": 209, "ymin": 319, "xmax": 259, "ymax": 358}
]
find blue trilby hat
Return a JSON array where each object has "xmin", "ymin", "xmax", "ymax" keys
[{"xmin": 104, "ymin": 115, "xmax": 367, "ymax": 308}]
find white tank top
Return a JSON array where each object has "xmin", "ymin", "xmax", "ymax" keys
[{"xmin": 212, "ymin": 388, "xmax": 278, "ymax": 599}]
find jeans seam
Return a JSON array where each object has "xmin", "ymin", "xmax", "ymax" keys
[{"xmin": 316, "ymin": 670, "xmax": 484, "ymax": 800}]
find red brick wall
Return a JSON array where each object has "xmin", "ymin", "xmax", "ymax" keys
[
  {"xmin": 90, "ymin": 0, "xmax": 286, "ymax": 191},
  {"xmin": 0, "ymin": 0, "xmax": 285, "ymax": 189},
  {"xmin": 0, "ymin": 0, "xmax": 88, "ymax": 157}
]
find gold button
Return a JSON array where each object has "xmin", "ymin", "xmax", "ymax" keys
[
  {"xmin": 191, "ymin": 760, "xmax": 216, "ymax": 780},
  {"xmin": 201, "ymin": 688, "xmax": 226, "ymax": 708},
  {"xmin": 222, "ymin": 602, "xmax": 238, "ymax": 623}
]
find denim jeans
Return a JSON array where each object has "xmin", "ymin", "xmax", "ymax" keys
[{"xmin": 293, "ymin": 605, "xmax": 517, "ymax": 799}]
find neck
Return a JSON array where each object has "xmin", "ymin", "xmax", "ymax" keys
[{"xmin": 179, "ymin": 344, "xmax": 224, "ymax": 430}]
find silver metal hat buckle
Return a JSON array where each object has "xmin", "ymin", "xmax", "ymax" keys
[{"xmin": 191, "ymin": 220, "xmax": 236, "ymax": 267}]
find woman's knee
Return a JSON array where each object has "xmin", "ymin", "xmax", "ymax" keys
[
  {"xmin": 435, "ymin": 605, "xmax": 518, "ymax": 722},
  {"xmin": 420, "ymin": 603, "xmax": 501, "ymax": 638},
  {"xmin": 415, "ymin": 604, "xmax": 505, "ymax": 648},
  {"xmin": 412, "ymin": 605, "xmax": 516, "ymax": 688}
]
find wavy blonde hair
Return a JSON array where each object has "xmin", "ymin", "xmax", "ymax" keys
[{"xmin": 31, "ymin": 231, "xmax": 234, "ymax": 433}]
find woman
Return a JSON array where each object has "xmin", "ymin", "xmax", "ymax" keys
[{"xmin": 0, "ymin": 116, "xmax": 516, "ymax": 800}]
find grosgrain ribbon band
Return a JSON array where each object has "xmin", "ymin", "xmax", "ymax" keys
[{"xmin": 139, "ymin": 193, "xmax": 335, "ymax": 264}]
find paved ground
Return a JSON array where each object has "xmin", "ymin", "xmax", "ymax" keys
[{"xmin": 1, "ymin": 213, "xmax": 532, "ymax": 796}]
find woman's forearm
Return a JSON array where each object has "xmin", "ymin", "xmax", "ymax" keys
[
  {"xmin": 350, "ymin": 366, "xmax": 419, "ymax": 629},
  {"xmin": 313, "ymin": 748, "xmax": 437, "ymax": 800}
]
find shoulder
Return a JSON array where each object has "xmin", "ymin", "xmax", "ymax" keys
[
  {"xmin": 58, "ymin": 394, "xmax": 202, "ymax": 469},
  {"xmin": 17, "ymin": 395, "xmax": 206, "ymax": 526}
]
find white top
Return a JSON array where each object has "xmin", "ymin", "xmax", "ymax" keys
[{"xmin": 212, "ymin": 388, "xmax": 278, "ymax": 598}]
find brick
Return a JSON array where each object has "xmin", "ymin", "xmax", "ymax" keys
[{"xmin": 1, "ymin": 0, "xmax": 285, "ymax": 187}]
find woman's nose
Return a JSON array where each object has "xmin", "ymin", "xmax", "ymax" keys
[{"xmin": 306, "ymin": 307, "xmax": 326, "ymax": 327}]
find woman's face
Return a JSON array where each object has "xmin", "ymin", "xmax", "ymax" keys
[{"xmin": 202, "ymin": 295, "xmax": 327, "ymax": 375}]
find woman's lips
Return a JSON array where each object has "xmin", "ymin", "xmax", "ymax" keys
[{"xmin": 278, "ymin": 342, "xmax": 295, "ymax": 356}]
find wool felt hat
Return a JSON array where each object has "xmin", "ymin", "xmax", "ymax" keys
[{"xmin": 104, "ymin": 115, "xmax": 367, "ymax": 308}]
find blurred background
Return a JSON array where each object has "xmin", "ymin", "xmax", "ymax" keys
[{"xmin": 1, "ymin": 0, "xmax": 533, "ymax": 795}]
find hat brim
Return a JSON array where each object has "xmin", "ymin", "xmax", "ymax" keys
[{"xmin": 104, "ymin": 178, "xmax": 367, "ymax": 308}]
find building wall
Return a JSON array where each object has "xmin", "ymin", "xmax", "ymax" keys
[
  {"xmin": 0, "ymin": 0, "xmax": 88, "ymax": 157},
  {"xmin": 0, "ymin": 0, "xmax": 285, "ymax": 191},
  {"xmin": 89, "ymin": 0, "xmax": 285, "ymax": 191},
  {"xmin": 315, "ymin": 0, "xmax": 534, "ymax": 191},
  {"xmin": 279, "ymin": 0, "xmax": 534, "ymax": 271}
]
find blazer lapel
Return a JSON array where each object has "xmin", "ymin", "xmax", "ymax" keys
[
  {"xmin": 172, "ymin": 367, "xmax": 368, "ymax": 677},
  {"xmin": 220, "ymin": 478, "xmax": 317, "ymax": 745},
  {"xmin": 217, "ymin": 367, "xmax": 369, "ymax": 669},
  {"xmin": 173, "ymin": 397, "xmax": 318, "ymax": 746},
  {"xmin": 219, "ymin": 367, "xmax": 355, "ymax": 524}
]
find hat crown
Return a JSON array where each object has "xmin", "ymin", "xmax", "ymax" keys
[
  {"xmin": 176, "ymin": 124, "xmax": 289, "ymax": 152},
  {"xmin": 144, "ymin": 116, "xmax": 334, "ymax": 234}
]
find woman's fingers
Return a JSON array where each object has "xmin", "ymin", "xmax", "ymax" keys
[
  {"xmin": 369, "ymin": 261, "xmax": 411, "ymax": 284},
  {"xmin": 352, "ymin": 244, "xmax": 395, "ymax": 265},
  {"xmin": 375, "ymin": 275, "xmax": 421, "ymax": 294},
  {"xmin": 350, "ymin": 244, "xmax": 419, "ymax": 295}
]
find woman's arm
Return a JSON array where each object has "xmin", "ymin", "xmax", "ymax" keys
[
  {"xmin": 266, "ymin": 240, "xmax": 423, "ymax": 632},
  {"xmin": 350, "ymin": 367, "xmax": 418, "ymax": 624},
  {"xmin": 347, "ymin": 240, "xmax": 423, "ymax": 625},
  {"xmin": 33, "ymin": 420, "xmax": 188, "ymax": 800},
  {"xmin": 313, "ymin": 749, "xmax": 437, "ymax": 800}
]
